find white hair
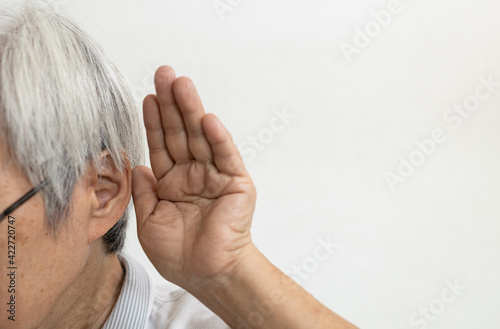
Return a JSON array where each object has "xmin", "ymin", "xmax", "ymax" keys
[{"xmin": 0, "ymin": 2, "xmax": 145, "ymax": 253}]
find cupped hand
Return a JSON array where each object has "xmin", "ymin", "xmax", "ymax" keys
[{"xmin": 132, "ymin": 66, "xmax": 256, "ymax": 291}]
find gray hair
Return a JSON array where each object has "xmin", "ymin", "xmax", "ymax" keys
[{"xmin": 0, "ymin": 2, "xmax": 145, "ymax": 253}]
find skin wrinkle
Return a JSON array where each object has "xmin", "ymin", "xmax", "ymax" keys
[{"xmin": 0, "ymin": 139, "xmax": 131, "ymax": 329}]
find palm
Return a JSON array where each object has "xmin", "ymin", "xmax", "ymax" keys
[{"xmin": 132, "ymin": 67, "xmax": 256, "ymax": 289}]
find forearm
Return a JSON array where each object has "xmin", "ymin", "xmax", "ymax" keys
[{"xmin": 190, "ymin": 244, "xmax": 358, "ymax": 329}]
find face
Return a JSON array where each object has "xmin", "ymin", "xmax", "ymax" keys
[{"xmin": 0, "ymin": 143, "xmax": 95, "ymax": 328}]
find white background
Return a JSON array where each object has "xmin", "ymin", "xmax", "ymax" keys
[{"xmin": 44, "ymin": 0, "xmax": 500, "ymax": 328}]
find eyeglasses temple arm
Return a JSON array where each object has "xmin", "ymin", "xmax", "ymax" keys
[{"xmin": 0, "ymin": 180, "xmax": 48, "ymax": 222}]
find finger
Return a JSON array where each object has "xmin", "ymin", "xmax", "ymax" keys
[
  {"xmin": 132, "ymin": 165, "xmax": 159, "ymax": 228},
  {"xmin": 154, "ymin": 66, "xmax": 193, "ymax": 163},
  {"xmin": 143, "ymin": 94, "xmax": 174, "ymax": 180},
  {"xmin": 202, "ymin": 114, "xmax": 247, "ymax": 176},
  {"xmin": 173, "ymin": 77, "xmax": 213, "ymax": 163}
]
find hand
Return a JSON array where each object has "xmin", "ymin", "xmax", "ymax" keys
[
  {"xmin": 132, "ymin": 66, "xmax": 257, "ymax": 291},
  {"xmin": 132, "ymin": 66, "xmax": 358, "ymax": 329}
]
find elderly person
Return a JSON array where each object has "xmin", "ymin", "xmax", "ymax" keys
[{"xmin": 0, "ymin": 3, "xmax": 357, "ymax": 329}]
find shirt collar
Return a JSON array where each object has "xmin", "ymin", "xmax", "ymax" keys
[{"xmin": 102, "ymin": 252, "xmax": 151, "ymax": 329}]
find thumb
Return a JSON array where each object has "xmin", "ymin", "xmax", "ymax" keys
[{"xmin": 132, "ymin": 165, "xmax": 159, "ymax": 228}]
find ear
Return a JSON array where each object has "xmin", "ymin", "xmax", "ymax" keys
[{"xmin": 86, "ymin": 150, "xmax": 132, "ymax": 245}]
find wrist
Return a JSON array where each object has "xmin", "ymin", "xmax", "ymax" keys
[
  {"xmin": 187, "ymin": 243, "xmax": 294, "ymax": 329},
  {"xmin": 187, "ymin": 242, "xmax": 264, "ymax": 296}
]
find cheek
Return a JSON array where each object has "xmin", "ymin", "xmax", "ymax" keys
[{"xmin": 1, "ymin": 207, "xmax": 88, "ymax": 328}]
